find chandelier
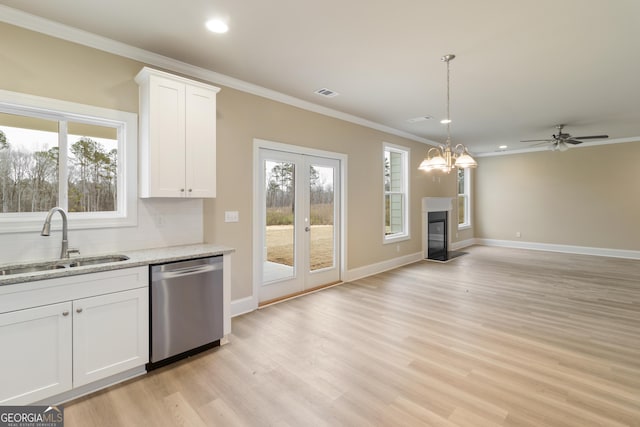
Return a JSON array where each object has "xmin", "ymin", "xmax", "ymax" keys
[{"xmin": 419, "ymin": 54, "xmax": 477, "ymax": 173}]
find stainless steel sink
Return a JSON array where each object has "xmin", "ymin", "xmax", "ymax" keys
[
  {"xmin": 0, "ymin": 255, "xmax": 130, "ymax": 276},
  {"xmin": 0, "ymin": 262, "xmax": 66, "ymax": 276},
  {"xmin": 68, "ymin": 255, "xmax": 129, "ymax": 267}
]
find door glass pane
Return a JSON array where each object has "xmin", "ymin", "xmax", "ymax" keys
[
  {"xmin": 0, "ymin": 112, "xmax": 59, "ymax": 213},
  {"xmin": 263, "ymin": 160, "xmax": 295, "ymax": 283},
  {"xmin": 67, "ymin": 122, "xmax": 118, "ymax": 213},
  {"xmin": 309, "ymin": 164, "xmax": 334, "ymax": 271}
]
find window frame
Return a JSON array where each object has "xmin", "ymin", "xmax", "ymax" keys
[
  {"xmin": 0, "ymin": 89, "xmax": 137, "ymax": 233},
  {"xmin": 457, "ymin": 167, "xmax": 472, "ymax": 230},
  {"xmin": 383, "ymin": 142, "xmax": 410, "ymax": 243}
]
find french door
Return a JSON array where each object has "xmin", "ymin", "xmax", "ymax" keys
[{"xmin": 258, "ymin": 148, "xmax": 341, "ymax": 303}]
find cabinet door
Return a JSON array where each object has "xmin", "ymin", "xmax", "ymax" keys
[
  {"xmin": 0, "ymin": 302, "xmax": 73, "ymax": 404},
  {"xmin": 185, "ymin": 84, "xmax": 217, "ymax": 197},
  {"xmin": 148, "ymin": 75, "xmax": 187, "ymax": 197},
  {"xmin": 73, "ymin": 288, "xmax": 148, "ymax": 387}
]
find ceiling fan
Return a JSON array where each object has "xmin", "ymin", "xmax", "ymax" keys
[{"xmin": 521, "ymin": 124, "xmax": 609, "ymax": 151}]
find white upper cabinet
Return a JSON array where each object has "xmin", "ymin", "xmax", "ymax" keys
[{"xmin": 136, "ymin": 67, "xmax": 220, "ymax": 198}]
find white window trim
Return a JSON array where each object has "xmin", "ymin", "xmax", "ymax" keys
[
  {"xmin": 383, "ymin": 142, "xmax": 410, "ymax": 243},
  {"xmin": 458, "ymin": 167, "xmax": 472, "ymax": 230},
  {"xmin": 0, "ymin": 89, "xmax": 138, "ymax": 233}
]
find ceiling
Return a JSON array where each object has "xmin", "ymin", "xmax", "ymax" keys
[{"xmin": 2, "ymin": 0, "xmax": 639, "ymax": 155}]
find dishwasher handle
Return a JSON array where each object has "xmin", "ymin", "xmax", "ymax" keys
[{"xmin": 153, "ymin": 262, "xmax": 222, "ymax": 281}]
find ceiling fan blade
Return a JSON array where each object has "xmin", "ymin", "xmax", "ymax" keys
[
  {"xmin": 520, "ymin": 139, "xmax": 551, "ymax": 143},
  {"xmin": 564, "ymin": 139, "xmax": 583, "ymax": 145},
  {"xmin": 573, "ymin": 135, "xmax": 609, "ymax": 140}
]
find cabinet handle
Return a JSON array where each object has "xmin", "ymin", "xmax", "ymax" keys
[
  {"xmin": 62, "ymin": 311, "xmax": 69, "ymax": 316},
  {"xmin": 76, "ymin": 308, "xmax": 83, "ymax": 314}
]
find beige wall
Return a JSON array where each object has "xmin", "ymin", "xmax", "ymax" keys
[
  {"xmin": 475, "ymin": 142, "xmax": 640, "ymax": 250},
  {"xmin": 1, "ymin": 22, "xmax": 467, "ymax": 300},
  {"xmin": 204, "ymin": 87, "xmax": 460, "ymax": 299},
  {"xmin": 0, "ymin": 23, "xmax": 207, "ymax": 263},
  {"xmin": 1, "ymin": 24, "xmax": 140, "ymax": 112}
]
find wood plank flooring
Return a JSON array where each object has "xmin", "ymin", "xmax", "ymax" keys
[{"xmin": 64, "ymin": 246, "xmax": 640, "ymax": 426}]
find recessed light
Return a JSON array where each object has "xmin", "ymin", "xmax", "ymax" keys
[
  {"xmin": 440, "ymin": 118, "xmax": 452, "ymax": 124},
  {"xmin": 498, "ymin": 145, "xmax": 508, "ymax": 150},
  {"xmin": 206, "ymin": 19, "xmax": 228, "ymax": 34}
]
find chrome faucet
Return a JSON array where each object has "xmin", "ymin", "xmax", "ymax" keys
[{"xmin": 41, "ymin": 207, "xmax": 79, "ymax": 259}]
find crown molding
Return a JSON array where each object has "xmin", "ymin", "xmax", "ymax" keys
[
  {"xmin": 475, "ymin": 136, "xmax": 640, "ymax": 157},
  {"xmin": 1, "ymin": 5, "xmax": 436, "ymax": 146}
]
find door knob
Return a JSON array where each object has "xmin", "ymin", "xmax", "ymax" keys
[{"xmin": 305, "ymin": 226, "xmax": 310, "ymax": 232}]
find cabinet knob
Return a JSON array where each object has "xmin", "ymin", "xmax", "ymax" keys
[
  {"xmin": 180, "ymin": 188, "xmax": 185, "ymax": 192},
  {"xmin": 62, "ymin": 311, "xmax": 69, "ymax": 316},
  {"xmin": 76, "ymin": 308, "xmax": 83, "ymax": 314},
  {"xmin": 188, "ymin": 188, "xmax": 192, "ymax": 193}
]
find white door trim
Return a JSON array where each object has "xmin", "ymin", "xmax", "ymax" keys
[{"xmin": 252, "ymin": 139, "xmax": 348, "ymax": 309}]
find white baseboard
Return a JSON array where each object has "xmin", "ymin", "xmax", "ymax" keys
[
  {"xmin": 475, "ymin": 238, "xmax": 640, "ymax": 260},
  {"xmin": 451, "ymin": 238, "xmax": 475, "ymax": 251},
  {"xmin": 233, "ymin": 239, "xmax": 637, "ymax": 318},
  {"xmin": 231, "ymin": 296, "xmax": 257, "ymax": 317},
  {"xmin": 345, "ymin": 252, "xmax": 423, "ymax": 282},
  {"xmin": 233, "ymin": 246, "xmax": 478, "ymax": 315}
]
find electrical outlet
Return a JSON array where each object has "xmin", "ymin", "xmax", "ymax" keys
[
  {"xmin": 396, "ymin": 244, "xmax": 400, "ymax": 253},
  {"xmin": 516, "ymin": 231, "xmax": 521, "ymax": 238},
  {"xmin": 225, "ymin": 211, "xmax": 239, "ymax": 223}
]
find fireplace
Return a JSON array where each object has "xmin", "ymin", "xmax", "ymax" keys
[
  {"xmin": 422, "ymin": 197, "xmax": 467, "ymax": 262},
  {"xmin": 427, "ymin": 211, "xmax": 448, "ymax": 261}
]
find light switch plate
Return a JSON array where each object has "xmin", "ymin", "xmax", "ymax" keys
[{"xmin": 225, "ymin": 211, "xmax": 239, "ymax": 222}]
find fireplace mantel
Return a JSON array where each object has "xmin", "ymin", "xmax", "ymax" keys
[{"xmin": 422, "ymin": 197, "xmax": 453, "ymax": 213}]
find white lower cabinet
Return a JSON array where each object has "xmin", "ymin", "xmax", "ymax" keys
[
  {"xmin": 0, "ymin": 302, "xmax": 73, "ymax": 404},
  {"xmin": 0, "ymin": 267, "xmax": 148, "ymax": 405},
  {"xmin": 73, "ymin": 288, "xmax": 148, "ymax": 387}
]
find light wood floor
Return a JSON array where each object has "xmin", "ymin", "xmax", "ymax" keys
[{"xmin": 65, "ymin": 246, "xmax": 640, "ymax": 426}]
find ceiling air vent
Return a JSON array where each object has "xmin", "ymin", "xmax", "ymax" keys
[
  {"xmin": 406, "ymin": 116, "xmax": 433, "ymax": 123},
  {"xmin": 314, "ymin": 88, "xmax": 339, "ymax": 98}
]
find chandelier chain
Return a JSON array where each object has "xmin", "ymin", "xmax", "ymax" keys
[
  {"xmin": 418, "ymin": 53, "xmax": 477, "ymax": 173},
  {"xmin": 445, "ymin": 56, "xmax": 451, "ymax": 141}
]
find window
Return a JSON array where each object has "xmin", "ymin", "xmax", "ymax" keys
[
  {"xmin": 0, "ymin": 90, "xmax": 137, "ymax": 232},
  {"xmin": 384, "ymin": 143, "xmax": 409, "ymax": 242},
  {"xmin": 458, "ymin": 167, "xmax": 471, "ymax": 228}
]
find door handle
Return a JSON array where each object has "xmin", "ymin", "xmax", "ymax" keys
[{"xmin": 305, "ymin": 226, "xmax": 310, "ymax": 232}]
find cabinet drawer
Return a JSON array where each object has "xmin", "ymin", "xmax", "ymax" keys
[{"xmin": 0, "ymin": 266, "xmax": 148, "ymax": 313}]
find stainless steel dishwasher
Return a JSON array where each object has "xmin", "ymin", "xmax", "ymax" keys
[{"xmin": 148, "ymin": 256, "xmax": 223, "ymax": 370}]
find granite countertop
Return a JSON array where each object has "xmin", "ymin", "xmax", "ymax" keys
[{"xmin": 0, "ymin": 243, "xmax": 235, "ymax": 286}]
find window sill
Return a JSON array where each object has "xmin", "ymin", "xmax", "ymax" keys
[
  {"xmin": 458, "ymin": 224, "xmax": 472, "ymax": 231},
  {"xmin": 384, "ymin": 234, "xmax": 410, "ymax": 244},
  {"xmin": 0, "ymin": 213, "xmax": 137, "ymax": 234}
]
